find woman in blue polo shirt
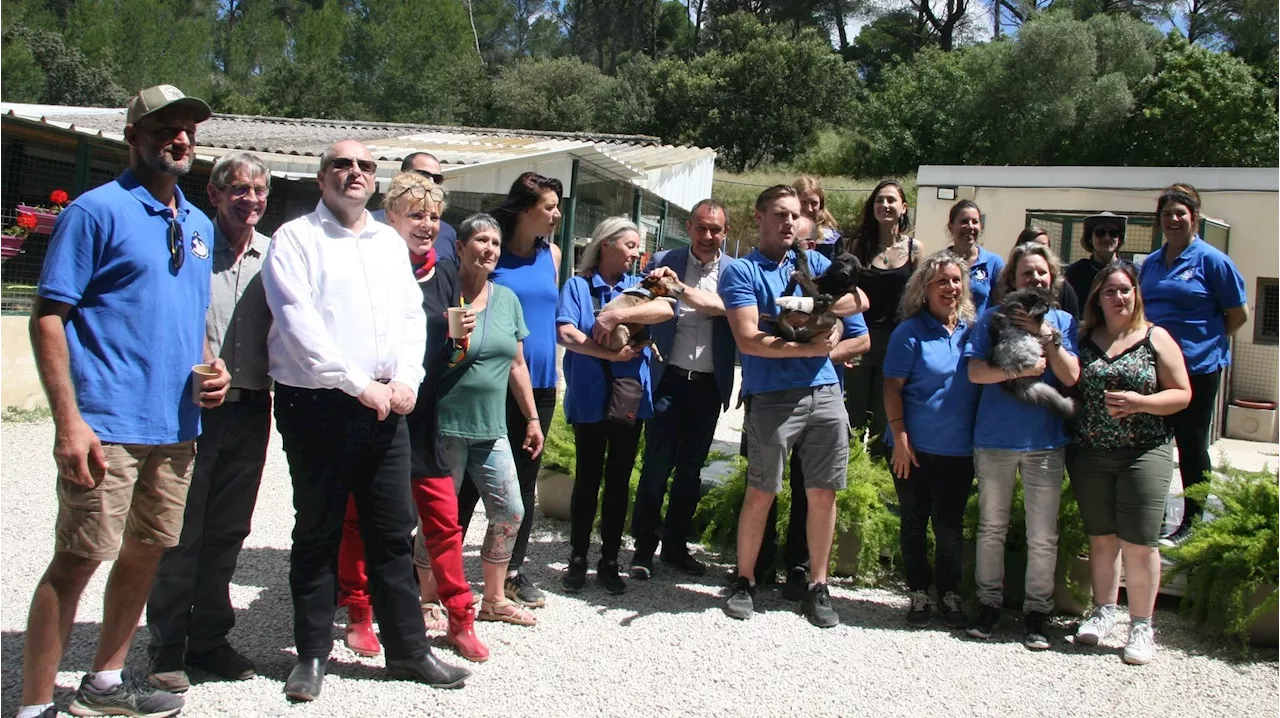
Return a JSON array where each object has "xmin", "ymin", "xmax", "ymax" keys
[
  {"xmin": 963, "ymin": 242, "xmax": 1080, "ymax": 650},
  {"xmin": 556, "ymin": 217, "xmax": 673, "ymax": 596},
  {"xmin": 1138, "ymin": 187, "xmax": 1249, "ymax": 545},
  {"xmin": 944, "ymin": 200, "xmax": 1004, "ymax": 315},
  {"xmin": 883, "ymin": 251, "xmax": 980, "ymax": 630}
]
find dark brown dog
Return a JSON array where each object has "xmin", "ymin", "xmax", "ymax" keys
[{"xmin": 597, "ymin": 273, "xmax": 684, "ymax": 361}]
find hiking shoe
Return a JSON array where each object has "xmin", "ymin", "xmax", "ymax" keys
[
  {"xmin": 187, "ymin": 644, "xmax": 256, "ymax": 681},
  {"xmin": 938, "ymin": 591, "xmax": 966, "ymax": 628},
  {"xmin": 597, "ymin": 559, "xmax": 627, "ymax": 595},
  {"xmin": 1024, "ymin": 611, "xmax": 1052, "ymax": 650},
  {"xmin": 1074, "ymin": 605, "xmax": 1118, "ymax": 646},
  {"xmin": 967, "ymin": 604, "xmax": 1001, "ymax": 639},
  {"xmin": 724, "ymin": 577, "xmax": 756, "ymax": 620},
  {"xmin": 802, "ymin": 583, "xmax": 840, "ymax": 628},
  {"xmin": 561, "ymin": 555, "xmax": 588, "ymax": 593},
  {"xmin": 504, "ymin": 572, "xmax": 547, "ymax": 608},
  {"xmin": 782, "ymin": 565, "xmax": 808, "ymax": 602},
  {"xmin": 906, "ymin": 590, "xmax": 932, "ymax": 628},
  {"xmin": 70, "ymin": 670, "xmax": 184, "ymax": 717},
  {"xmin": 660, "ymin": 551, "xmax": 707, "ymax": 576},
  {"xmin": 629, "ymin": 556, "xmax": 654, "ymax": 581},
  {"xmin": 146, "ymin": 648, "xmax": 189, "ymax": 694},
  {"xmin": 1123, "ymin": 621, "xmax": 1156, "ymax": 665}
]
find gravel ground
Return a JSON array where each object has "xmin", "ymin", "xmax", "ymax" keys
[{"xmin": 2, "ymin": 419, "xmax": 1276, "ymax": 718}]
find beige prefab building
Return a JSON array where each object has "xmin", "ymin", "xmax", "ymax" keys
[{"xmin": 915, "ymin": 165, "xmax": 1280, "ymax": 442}]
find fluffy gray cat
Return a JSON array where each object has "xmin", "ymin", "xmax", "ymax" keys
[{"xmin": 987, "ymin": 287, "xmax": 1075, "ymax": 419}]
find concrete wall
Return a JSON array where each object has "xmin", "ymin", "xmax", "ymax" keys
[
  {"xmin": 915, "ymin": 175, "xmax": 1278, "ymax": 405},
  {"xmin": 1, "ymin": 315, "xmax": 44, "ymax": 409}
]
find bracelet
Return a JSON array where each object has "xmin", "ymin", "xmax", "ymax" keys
[
  {"xmin": 888, "ymin": 418, "xmax": 905, "ymax": 425},
  {"xmin": 526, "ymin": 415, "xmax": 539, "ymax": 423}
]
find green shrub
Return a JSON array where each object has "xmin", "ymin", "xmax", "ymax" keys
[{"xmin": 1165, "ymin": 466, "xmax": 1279, "ymax": 648}]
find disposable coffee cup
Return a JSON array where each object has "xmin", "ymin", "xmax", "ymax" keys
[
  {"xmin": 447, "ymin": 307, "xmax": 468, "ymax": 339},
  {"xmin": 191, "ymin": 363, "xmax": 218, "ymax": 405}
]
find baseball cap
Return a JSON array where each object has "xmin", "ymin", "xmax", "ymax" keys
[{"xmin": 126, "ymin": 85, "xmax": 213, "ymax": 125}]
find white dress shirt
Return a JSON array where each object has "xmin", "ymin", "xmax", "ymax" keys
[
  {"xmin": 669, "ymin": 249, "xmax": 720, "ymax": 374},
  {"xmin": 263, "ymin": 201, "xmax": 426, "ymax": 396}
]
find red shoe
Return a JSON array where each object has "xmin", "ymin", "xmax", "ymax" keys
[
  {"xmin": 447, "ymin": 613, "xmax": 490, "ymax": 663},
  {"xmin": 345, "ymin": 604, "xmax": 382, "ymax": 657}
]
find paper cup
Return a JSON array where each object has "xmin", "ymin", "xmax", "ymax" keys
[
  {"xmin": 191, "ymin": 363, "xmax": 219, "ymax": 405},
  {"xmin": 447, "ymin": 307, "xmax": 468, "ymax": 339}
]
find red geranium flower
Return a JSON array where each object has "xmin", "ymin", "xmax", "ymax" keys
[
  {"xmin": 16, "ymin": 213, "xmax": 37, "ymax": 230},
  {"xmin": 49, "ymin": 189, "xmax": 69, "ymax": 206}
]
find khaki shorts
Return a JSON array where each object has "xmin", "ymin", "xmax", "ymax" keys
[{"xmin": 55, "ymin": 441, "xmax": 196, "ymax": 561}]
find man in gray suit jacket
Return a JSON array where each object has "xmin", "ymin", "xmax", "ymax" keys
[{"xmin": 629, "ymin": 199, "xmax": 737, "ymax": 579}]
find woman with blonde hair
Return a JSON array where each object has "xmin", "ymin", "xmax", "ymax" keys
[
  {"xmin": 1068, "ymin": 264, "xmax": 1190, "ymax": 664},
  {"xmin": 882, "ymin": 251, "xmax": 981, "ymax": 628},
  {"xmin": 964, "ymin": 241, "xmax": 1080, "ymax": 649},
  {"xmin": 793, "ymin": 175, "xmax": 843, "ymax": 257},
  {"xmin": 555, "ymin": 217, "xmax": 673, "ymax": 595},
  {"xmin": 336, "ymin": 171, "xmax": 489, "ymax": 662}
]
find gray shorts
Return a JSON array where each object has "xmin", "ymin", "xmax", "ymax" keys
[{"xmin": 744, "ymin": 384, "xmax": 849, "ymax": 494}]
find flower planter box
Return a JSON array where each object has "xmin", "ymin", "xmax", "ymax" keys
[
  {"xmin": 16, "ymin": 206, "xmax": 58, "ymax": 235},
  {"xmin": 1, "ymin": 235, "xmax": 25, "ymax": 261},
  {"xmin": 537, "ymin": 469, "xmax": 573, "ymax": 521}
]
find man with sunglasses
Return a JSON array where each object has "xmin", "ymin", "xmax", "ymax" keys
[
  {"xmin": 1065, "ymin": 211, "xmax": 1135, "ymax": 308},
  {"xmin": 146, "ymin": 152, "xmax": 275, "ymax": 694},
  {"xmin": 372, "ymin": 152, "xmax": 457, "ymax": 266},
  {"xmin": 17, "ymin": 85, "xmax": 230, "ymax": 718},
  {"xmin": 262, "ymin": 140, "xmax": 470, "ymax": 702}
]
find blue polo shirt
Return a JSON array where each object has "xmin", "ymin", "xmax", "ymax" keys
[
  {"xmin": 37, "ymin": 170, "xmax": 214, "ymax": 445},
  {"xmin": 556, "ymin": 272, "xmax": 654, "ymax": 425},
  {"xmin": 1139, "ymin": 238, "xmax": 1247, "ymax": 375},
  {"xmin": 964, "ymin": 247, "xmax": 1005, "ymax": 316},
  {"xmin": 720, "ymin": 248, "xmax": 841, "ymax": 396},
  {"xmin": 882, "ymin": 312, "xmax": 979, "ymax": 457},
  {"xmin": 963, "ymin": 307, "xmax": 1078, "ymax": 451}
]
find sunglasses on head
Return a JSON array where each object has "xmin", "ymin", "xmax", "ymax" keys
[
  {"xmin": 1093, "ymin": 227, "xmax": 1122, "ymax": 238},
  {"xmin": 167, "ymin": 216, "xmax": 184, "ymax": 272},
  {"xmin": 390, "ymin": 184, "xmax": 446, "ymax": 205},
  {"xmin": 412, "ymin": 169, "xmax": 445, "ymax": 185},
  {"xmin": 327, "ymin": 157, "xmax": 378, "ymax": 175}
]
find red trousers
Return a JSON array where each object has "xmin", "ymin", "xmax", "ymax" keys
[{"xmin": 338, "ymin": 476, "xmax": 473, "ymax": 623}]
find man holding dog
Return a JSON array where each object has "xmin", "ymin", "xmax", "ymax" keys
[
  {"xmin": 18, "ymin": 85, "xmax": 231, "ymax": 718},
  {"xmin": 718, "ymin": 185, "xmax": 868, "ymax": 628},
  {"xmin": 628, "ymin": 199, "xmax": 737, "ymax": 580}
]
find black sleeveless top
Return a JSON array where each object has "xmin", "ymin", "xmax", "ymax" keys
[{"xmin": 860, "ymin": 238, "xmax": 914, "ymax": 331}]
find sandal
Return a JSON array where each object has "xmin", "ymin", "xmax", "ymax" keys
[
  {"xmin": 477, "ymin": 597, "xmax": 538, "ymax": 626},
  {"xmin": 420, "ymin": 601, "xmax": 448, "ymax": 632}
]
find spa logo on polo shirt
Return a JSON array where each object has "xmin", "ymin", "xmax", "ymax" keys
[{"xmin": 190, "ymin": 231, "xmax": 210, "ymax": 260}]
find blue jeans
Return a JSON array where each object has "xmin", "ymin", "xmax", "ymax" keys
[
  {"xmin": 630, "ymin": 372, "xmax": 722, "ymax": 558},
  {"xmin": 441, "ymin": 435, "xmax": 522, "ymax": 564}
]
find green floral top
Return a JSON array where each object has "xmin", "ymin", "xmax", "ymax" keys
[{"xmin": 1070, "ymin": 328, "xmax": 1172, "ymax": 452}]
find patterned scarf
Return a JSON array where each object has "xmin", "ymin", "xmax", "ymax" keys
[{"xmin": 411, "ymin": 247, "xmax": 437, "ymax": 280}]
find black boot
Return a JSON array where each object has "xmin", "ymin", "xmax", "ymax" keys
[
  {"xmin": 284, "ymin": 657, "xmax": 327, "ymax": 702},
  {"xmin": 386, "ymin": 649, "xmax": 470, "ymax": 689}
]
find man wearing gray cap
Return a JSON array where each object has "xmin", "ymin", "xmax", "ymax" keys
[{"xmin": 17, "ymin": 85, "xmax": 229, "ymax": 718}]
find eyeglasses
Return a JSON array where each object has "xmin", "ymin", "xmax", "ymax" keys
[
  {"xmin": 326, "ymin": 157, "xmax": 378, "ymax": 175},
  {"xmin": 168, "ymin": 217, "xmax": 185, "ymax": 272},
  {"xmin": 388, "ymin": 184, "xmax": 446, "ymax": 206},
  {"xmin": 411, "ymin": 169, "xmax": 445, "ymax": 185},
  {"xmin": 1093, "ymin": 227, "xmax": 1122, "ymax": 238},
  {"xmin": 221, "ymin": 183, "xmax": 270, "ymax": 199}
]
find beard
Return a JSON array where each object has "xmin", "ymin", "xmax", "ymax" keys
[{"xmin": 141, "ymin": 146, "xmax": 192, "ymax": 177}]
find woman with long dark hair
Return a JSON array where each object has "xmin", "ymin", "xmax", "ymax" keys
[
  {"xmin": 844, "ymin": 179, "xmax": 918, "ymax": 456},
  {"xmin": 456, "ymin": 172, "xmax": 563, "ymax": 608}
]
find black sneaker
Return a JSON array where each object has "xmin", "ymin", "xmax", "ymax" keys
[
  {"xmin": 938, "ymin": 591, "xmax": 966, "ymax": 628},
  {"xmin": 782, "ymin": 565, "xmax": 808, "ymax": 602},
  {"xmin": 967, "ymin": 604, "xmax": 1001, "ymax": 639},
  {"xmin": 71, "ymin": 670, "xmax": 184, "ymax": 717},
  {"xmin": 561, "ymin": 555, "xmax": 588, "ymax": 593},
  {"xmin": 1023, "ymin": 611, "xmax": 1052, "ymax": 650},
  {"xmin": 1159, "ymin": 524, "xmax": 1192, "ymax": 549},
  {"xmin": 660, "ymin": 550, "xmax": 707, "ymax": 576},
  {"xmin": 146, "ymin": 647, "xmax": 190, "ymax": 694},
  {"xmin": 629, "ymin": 555, "xmax": 654, "ymax": 581},
  {"xmin": 187, "ymin": 643, "xmax": 256, "ymax": 681},
  {"xmin": 906, "ymin": 590, "xmax": 932, "ymax": 628},
  {"xmin": 802, "ymin": 583, "xmax": 840, "ymax": 628},
  {"xmin": 597, "ymin": 559, "xmax": 627, "ymax": 595},
  {"xmin": 724, "ymin": 577, "xmax": 756, "ymax": 620},
  {"xmin": 504, "ymin": 572, "xmax": 547, "ymax": 607}
]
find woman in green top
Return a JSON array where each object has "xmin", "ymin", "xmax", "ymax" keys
[{"xmin": 438, "ymin": 213, "xmax": 545, "ymax": 627}]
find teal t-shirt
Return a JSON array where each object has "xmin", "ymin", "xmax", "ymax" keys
[{"xmin": 438, "ymin": 283, "xmax": 529, "ymax": 439}]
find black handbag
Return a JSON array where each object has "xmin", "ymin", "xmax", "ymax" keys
[{"xmin": 592, "ymin": 286, "xmax": 643, "ymax": 426}]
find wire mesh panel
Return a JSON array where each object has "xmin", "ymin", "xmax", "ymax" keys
[{"xmin": 1233, "ymin": 342, "xmax": 1279, "ymax": 403}]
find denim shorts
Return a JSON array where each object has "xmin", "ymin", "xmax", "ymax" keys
[{"xmin": 1067, "ymin": 442, "xmax": 1174, "ymax": 547}]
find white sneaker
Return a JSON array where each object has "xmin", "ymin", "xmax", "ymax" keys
[
  {"xmin": 1075, "ymin": 605, "xmax": 1118, "ymax": 646},
  {"xmin": 1123, "ymin": 621, "xmax": 1156, "ymax": 665}
]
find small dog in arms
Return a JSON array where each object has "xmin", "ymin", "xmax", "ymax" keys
[
  {"xmin": 765, "ymin": 243, "xmax": 863, "ymax": 343},
  {"xmin": 596, "ymin": 273, "xmax": 684, "ymax": 362},
  {"xmin": 987, "ymin": 287, "xmax": 1075, "ymax": 418}
]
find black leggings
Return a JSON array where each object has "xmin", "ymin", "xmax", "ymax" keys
[
  {"xmin": 458, "ymin": 387, "xmax": 557, "ymax": 571},
  {"xmin": 1170, "ymin": 370, "xmax": 1220, "ymax": 531}
]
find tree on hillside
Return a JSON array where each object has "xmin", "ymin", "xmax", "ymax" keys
[
  {"xmin": 489, "ymin": 55, "xmax": 650, "ymax": 132},
  {"xmin": 845, "ymin": 9, "xmax": 936, "ymax": 85},
  {"xmin": 2, "ymin": 24, "xmax": 128, "ymax": 106},
  {"xmin": 255, "ymin": 0, "xmax": 365, "ymax": 119},
  {"xmin": 64, "ymin": 0, "xmax": 215, "ymax": 98}
]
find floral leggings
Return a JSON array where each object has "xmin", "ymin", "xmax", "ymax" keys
[{"xmin": 420, "ymin": 435, "xmax": 523, "ymax": 565}]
